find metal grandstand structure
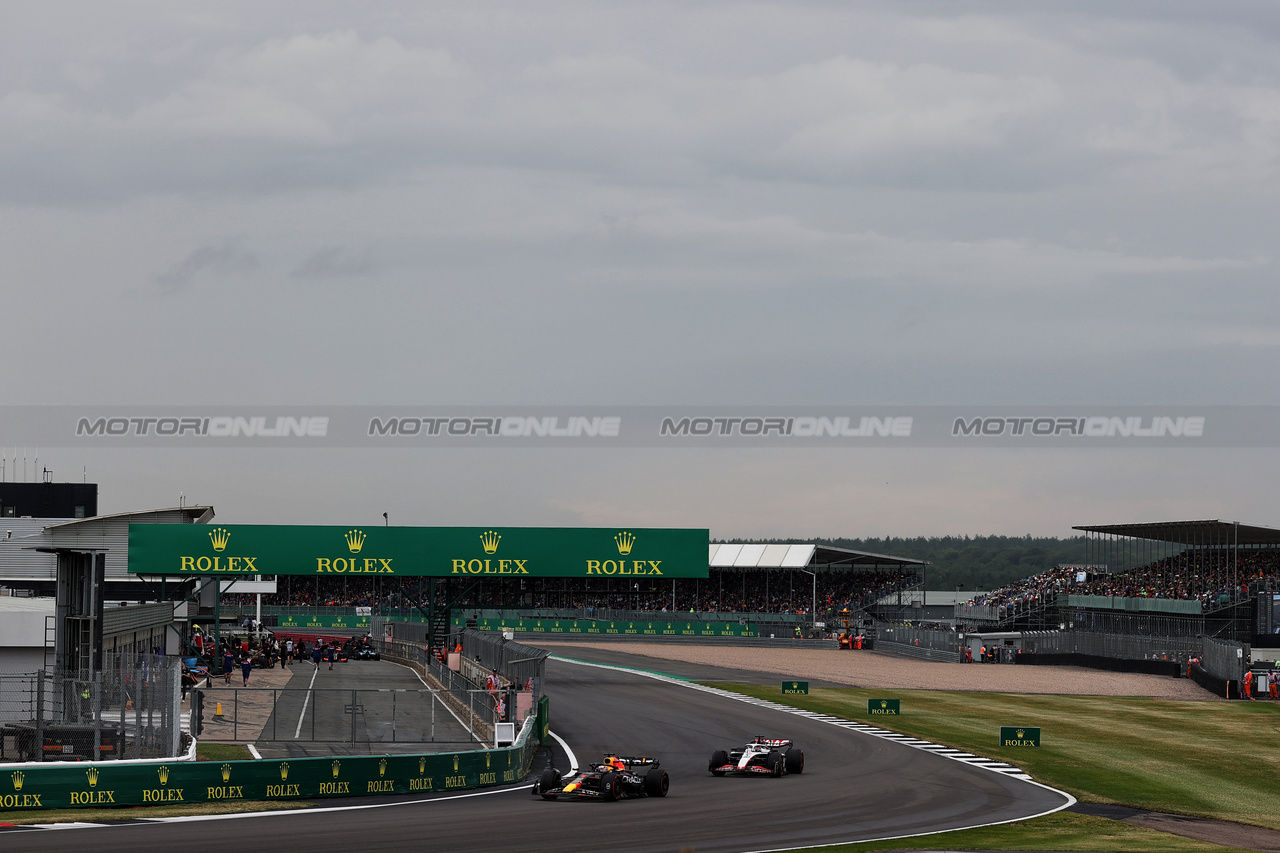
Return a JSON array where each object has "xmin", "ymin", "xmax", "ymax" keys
[{"xmin": 956, "ymin": 519, "xmax": 1280, "ymax": 642}]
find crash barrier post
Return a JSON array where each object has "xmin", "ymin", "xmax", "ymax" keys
[
  {"xmin": 0, "ymin": 655, "xmax": 183, "ymax": 764},
  {"xmin": 0, "ymin": 695, "xmax": 550, "ymax": 811}
]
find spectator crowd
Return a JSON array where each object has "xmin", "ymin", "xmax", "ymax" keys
[
  {"xmin": 220, "ymin": 568, "xmax": 921, "ymax": 619},
  {"xmin": 964, "ymin": 549, "xmax": 1280, "ymax": 613}
]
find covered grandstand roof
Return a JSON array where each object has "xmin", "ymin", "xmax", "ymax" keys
[
  {"xmin": 709, "ymin": 542, "xmax": 927, "ymax": 568},
  {"xmin": 1072, "ymin": 520, "xmax": 1280, "ymax": 547}
]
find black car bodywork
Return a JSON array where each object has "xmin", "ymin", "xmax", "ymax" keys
[{"xmin": 534, "ymin": 755, "xmax": 669, "ymax": 801}]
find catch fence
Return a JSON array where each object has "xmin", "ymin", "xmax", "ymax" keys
[
  {"xmin": 0, "ymin": 654, "xmax": 183, "ymax": 763},
  {"xmin": 193, "ymin": 686, "xmax": 501, "ymax": 746},
  {"xmin": 1018, "ymin": 630, "xmax": 1201, "ymax": 665}
]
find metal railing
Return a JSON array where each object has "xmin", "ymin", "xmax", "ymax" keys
[
  {"xmin": 193, "ymin": 686, "xmax": 500, "ymax": 745},
  {"xmin": 877, "ymin": 626, "xmax": 962, "ymax": 659},
  {"xmin": 1201, "ymin": 637, "xmax": 1248, "ymax": 684},
  {"xmin": 1019, "ymin": 630, "xmax": 1201, "ymax": 665},
  {"xmin": 0, "ymin": 654, "xmax": 183, "ymax": 762}
]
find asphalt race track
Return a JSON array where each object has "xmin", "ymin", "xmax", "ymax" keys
[{"xmin": 4, "ymin": 651, "xmax": 1070, "ymax": 853}]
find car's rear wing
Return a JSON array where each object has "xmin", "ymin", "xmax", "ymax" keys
[
  {"xmin": 748, "ymin": 738, "xmax": 792, "ymax": 748},
  {"xmin": 606, "ymin": 755, "xmax": 658, "ymax": 767}
]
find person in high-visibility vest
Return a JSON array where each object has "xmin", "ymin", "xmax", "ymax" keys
[{"xmin": 1243, "ymin": 670, "xmax": 1255, "ymax": 700}]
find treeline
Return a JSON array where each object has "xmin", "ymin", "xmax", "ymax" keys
[{"xmin": 737, "ymin": 536, "xmax": 1088, "ymax": 593}]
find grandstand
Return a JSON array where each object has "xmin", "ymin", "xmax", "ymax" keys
[
  {"xmin": 227, "ymin": 543, "xmax": 927, "ymax": 629},
  {"xmin": 956, "ymin": 520, "xmax": 1280, "ymax": 645}
]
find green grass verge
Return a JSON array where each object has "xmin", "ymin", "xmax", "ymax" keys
[
  {"xmin": 0, "ymin": 799, "xmax": 312, "ymax": 825},
  {"xmin": 817, "ymin": 811, "xmax": 1255, "ymax": 852},
  {"xmin": 704, "ymin": 682, "xmax": 1280, "ymax": 831},
  {"xmin": 195, "ymin": 743, "xmax": 253, "ymax": 762}
]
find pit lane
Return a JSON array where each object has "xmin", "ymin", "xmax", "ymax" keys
[{"xmin": 4, "ymin": 648, "xmax": 1070, "ymax": 853}]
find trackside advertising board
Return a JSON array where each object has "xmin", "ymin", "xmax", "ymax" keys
[
  {"xmin": 128, "ymin": 525, "xmax": 709, "ymax": 579},
  {"xmin": 462, "ymin": 617, "xmax": 756, "ymax": 637},
  {"xmin": 1, "ymin": 698, "xmax": 550, "ymax": 811}
]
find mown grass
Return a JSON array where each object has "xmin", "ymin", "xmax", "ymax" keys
[
  {"xmin": 823, "ymin": 811, "xmax": 1256, "ymax": 852},
  {"xmin": 194, "ymin": 743, "xmax": 252, "ymax": 762},
  {"xmin": 705, "ymin": 682, "xmax": 1280, "ymax": 831},
  {"xmin": 0, "ymin": 799, "xmax": 311, "ymax": 825}
]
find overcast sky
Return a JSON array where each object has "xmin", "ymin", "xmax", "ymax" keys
[{"xmin": 3, "ymin": 2, "xmax": 1279, "ymax": 540}]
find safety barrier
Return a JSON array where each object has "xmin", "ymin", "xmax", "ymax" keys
[
  {"xmin": 466, "ymin": 616, "xmax": 758, "ymax": 637},
  {"xmin": 0, "ymin": 696, "xmax": 548, "ymax": 811}
]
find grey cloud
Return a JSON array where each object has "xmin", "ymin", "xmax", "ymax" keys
[
  {"xmin": 292, "ymin": 246, "xmax": 377, "ymax": 279},
  {"xmin": 152, "ymin": 242, "xmax": 260, "ymax": 293}
]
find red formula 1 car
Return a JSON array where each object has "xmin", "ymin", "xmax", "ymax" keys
[
  {"xmin": 709, "ymin": 737, "xmax": 804, "ymax": 777},
  {"xmin": 534, "ymin": 755, "xmax": 669, "ymax": 801}
]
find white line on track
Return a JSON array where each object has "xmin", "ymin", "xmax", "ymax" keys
[
  {"xmin": 292, "ymin": 664, "xmax": 319, "ymax": 738},
  {"xmin": 548, "ymin": 728, "xmax": 578, "ymax": 775},
  {"xmin": 549, "ymin": 654, "xmax": 1077, "ymax": 853}
]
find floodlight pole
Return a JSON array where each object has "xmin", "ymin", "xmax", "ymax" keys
[{"xmin": 799, "ymin": 568, "xmax": 817, "ymax": 634}]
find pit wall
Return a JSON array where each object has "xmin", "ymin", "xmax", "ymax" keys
[{"xmin": 0, "ymin": 696, "xmax": 548, "ymax": 811}]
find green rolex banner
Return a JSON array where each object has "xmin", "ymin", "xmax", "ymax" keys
[
  {"xmin": 2, "ymin": 698, "xmax": 551, "ymax": 811},
  {"xmin": 1000, "ymin": 726, "xmax": 1041, "ymax": 747},
  {"xmin": 867, "ymin": 699, "xmax": 900, "ymax": 715},
  {"xmin": 128, "ymin": 524, "xmax": 709, "ymax": 579},
  {"xmin": 782, "ymin": 681, "xmax": 809, "ymax": 695},
  {"xmin": 276, "ymin": 614, "xmax": 370, "ymax": 630},
  {"xmin": 463, "ymin": 617, "xmax": 756, "ymax": 637}
]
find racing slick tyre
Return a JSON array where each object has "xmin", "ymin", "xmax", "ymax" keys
[
  {"xmin": 784, "ymin": 748, "xmax": 805, "ymax": 775},
  {"xmin": 537, "ymin": 768, "xmax": 562, "ymax": 800},
  {"xmin": 601, "ymin": 771, "xmax": 621, "ymax": 801},
  {"xmin": 709, "ymin": 749, "xmax": 729, "ymax": 776},
  {"xmin": 644, "ymin": 767, "xmax": 670, "ymax": 797},
  {"xmin": 770, "ymin": 751, "xmax": 787, "ymax": 777}
]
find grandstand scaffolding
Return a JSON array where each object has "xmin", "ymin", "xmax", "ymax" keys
[{"xmin": 1073, "ymin": 520, "xmax": 1280, "ymax": 643}]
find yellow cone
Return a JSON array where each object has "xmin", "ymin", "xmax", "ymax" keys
[{"xmin": 215, "ymin": 702, "xmax": 223, "ymax": 716}]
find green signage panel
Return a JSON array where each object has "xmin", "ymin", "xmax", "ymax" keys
[
  {"xmin": 782, "ymin": 681, "xmax": 809, "ymax": 695},
  {"xmin": 999, "ymin": 726, "xmax": 1041, "ymax": 747},
  {"xmin": 868, "ymin": 699, "xmax": 900, "ymax": 715},
  {"xmin": 1, "ymin": 696, "xmax": 551, "ymax": 811},
  {"xmin": 128, "ymin": 525, "xmax": 709, "ymax": 579},
  {"xmin": 461, "ymin": 617, "xmax": 756, "ymax": 637},
  {"xmin": 275, "ymin": 614, "xmax": 370, "ymax": 630}
]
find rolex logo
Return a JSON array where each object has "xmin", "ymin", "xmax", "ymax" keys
[
  {"xmin": 86, "ymin": 767, "xmax": 100, "ymax": 787},
  {"xmin": 378, "ymin": 758, "xmax": 388, "ymax": 777},
  {"xmin": 1016, "ymin": 729, "xmax": 1025, "ymax": 739},
  {"xmin": 880, "ymin": 700, "xmax": 888, "ymax": 708},
  {"xmin": 331, "ymin": 760, "xmax": 341, "ymax": 778},
  {"xmin": 614, "ymin": 531, "xmax": 635, "ymax": 555},
  {"xmin": 792, "ymin": 683, "xmax": 799, "ymax": 690},
  {"xmin": 280, "ymin": 762, "xmax": 290, "ymax": 781},
  {"xmin": 485, "ymin": 753, "xmax": 490, "ymax": 769},
  {"xmin": 221, "ymin": 764, "xmax": 232, "ymax": 782},
  {"xmin": 11, "ymin": 771, "xmax": 23, "ymax": 791},
  {"xmin": 345, "ymin": 529, "xmax": 366, "ymax": 553},
  {"xmin": 453, "ymin": 755, "xmax": 460, "ymax": 772},
  {"xmin": 419, "ymin": 757, "xmax": 426, "ymax": 774},
  {"xmin": 480, "ymin": 530, "xmax": 501, "ymax": 554},
  {"xmin": 209, "ymin": 527, "xmax": 231, "ymax": 552},
  {"xmin": 158, "ymin": 766, "xmax": 169, "ymax": 785}
]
